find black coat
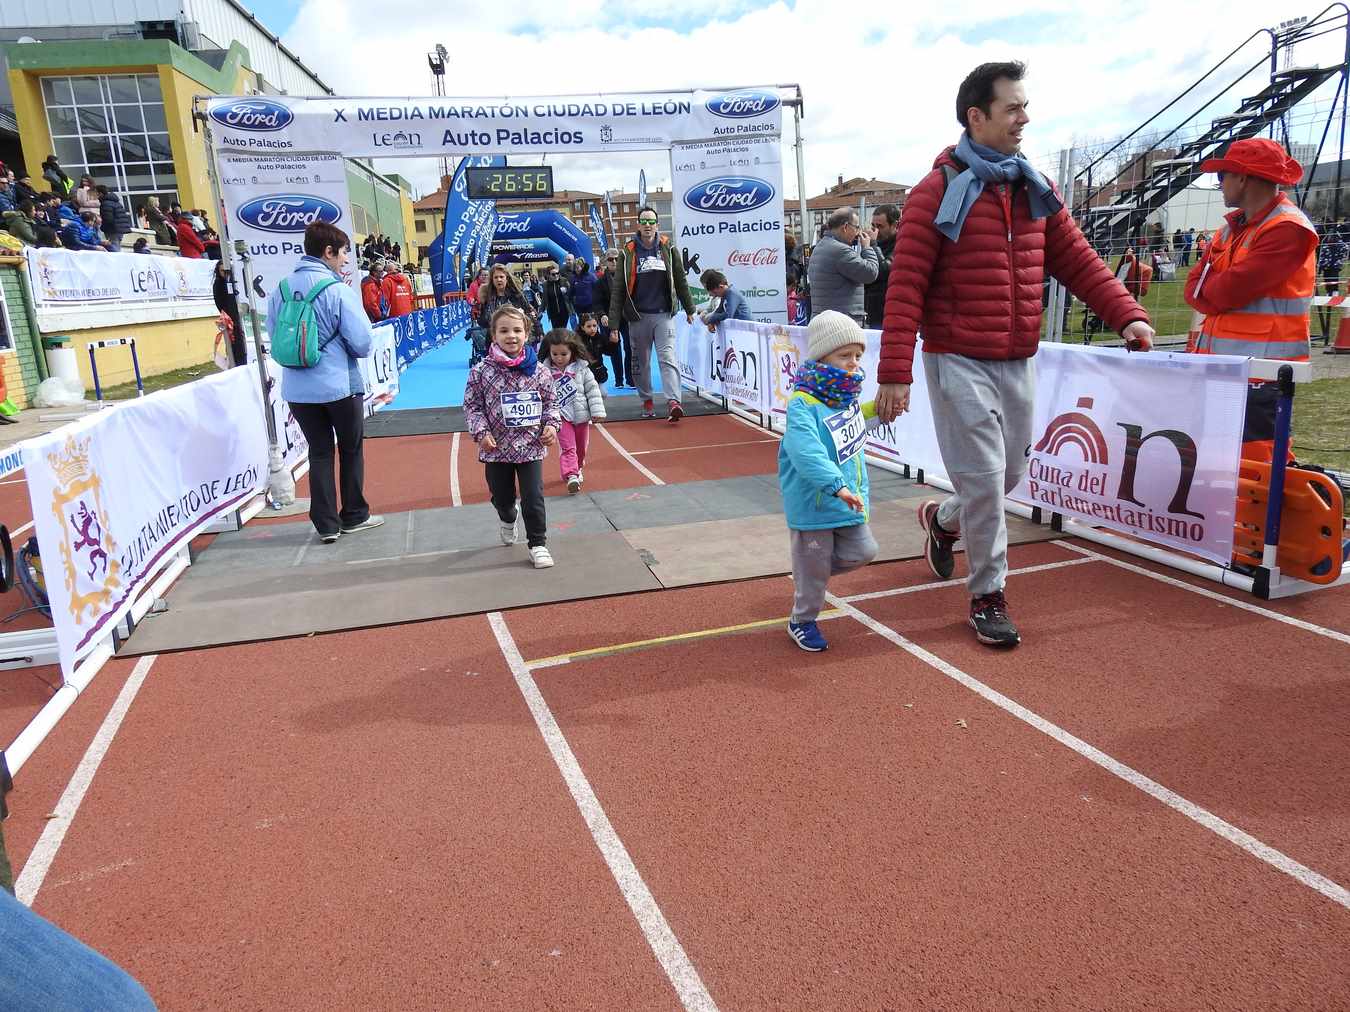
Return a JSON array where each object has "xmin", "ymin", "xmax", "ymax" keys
[
  {"xmin": 543, "ymin": 277, "xmax": 574, "ymax": 323},
  {"xmin": 864, "ymin": 233, "xmax": 897, "ymax": 328},
  {"xmin": 99, "ymin": 193, "xmax": 134, "ymax": 237},
  {"xmin": 593, "ymin": 270, "xmax": 613, "ymax": 322}
]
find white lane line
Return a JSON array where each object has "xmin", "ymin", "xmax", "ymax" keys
[
  {"xmin": 826, "ymin": 592, "xmax": 1350, "ymax": 911},
  {"xmin": 630, "ymin": 438, "xmax": 778, "ymax": 457},
  {"xmin": 404, "ymin": 510, "xmax": 416, "ymax": 555},
  {"xmin": 1054, "ymin": 540, "xmax": 1350, "ymax": 647},
  {"xmin": 841, "ymin": 556, "xmax": 1096, "ymax": 603},
  {"xmin": 16, "ymin": 655, "xmax": 158, "ymax": 907},
  {"xmin": 449, "ymin": 431, "xmax": 463, "ymax": 507},
  {"xmin": 12, "ymin": 520, "xmax": 33, "ymax": 538},
  {"xmin": 595, "ymin": 423, "xmax": 665, "ymax": 486},
  {"xmin": 487, "ymin": 612, "xmax": 717, "ymax": 1011}
]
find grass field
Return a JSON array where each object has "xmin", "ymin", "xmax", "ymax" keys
[{"xmin": 101, "ymin": 362, "xmax": 216, "ymax": 401}]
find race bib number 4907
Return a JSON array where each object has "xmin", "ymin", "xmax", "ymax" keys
[
  {"xmin": 825, "ymin": 402, "xmax": 866, "ymax": 463},
  {"xmin": 501, "ymin": 390, "xmax": 543, "ymax": 428}
]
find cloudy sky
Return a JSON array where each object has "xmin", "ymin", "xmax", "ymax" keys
[{"xmin": 247, "ymin": 1, "xmax": 1337, "ymax": 201}]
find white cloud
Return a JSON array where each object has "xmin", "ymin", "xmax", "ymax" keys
[{"xmin": 280, "ymin": 1, "xmax": 1339, "ymax": 205}]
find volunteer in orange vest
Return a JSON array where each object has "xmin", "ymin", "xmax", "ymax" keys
[
  {"xmin": 381, "ymin": 260, "xmax": 414, "ymax": 318},
  {"xmin": 1183, "ymin": 138, "xmax": 1316, "ymax": 461}
]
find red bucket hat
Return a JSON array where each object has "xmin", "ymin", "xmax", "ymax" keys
[{"xmin": 1199, "ymin": 138, "xmax": 1302, "ymax": 186}]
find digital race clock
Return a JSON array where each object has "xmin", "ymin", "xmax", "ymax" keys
[{"xmin": 465, "ymin": 166, "xmax": 555, "ymax": 199}]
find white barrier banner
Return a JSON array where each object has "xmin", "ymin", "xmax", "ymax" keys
[
  {"xmin": 22, "ymin": 368, "xmax": 268, "ymax": 675},
  {"xmin": 216, "ymin": 152, "xmax": 357, "ymax": 323},
  {"xmin": 671, "ymin": 136, "xmax": 787, "ymax": 323},
  {"xmin": 205, "ymin": 88, "xmax": 782, "ymax": 158},
  {"xmin": 1010, "ymin": 344, "xmax": 1247, "ymax": 564},
  {"xmin": 718, "ymin": 320, "xmax": 769, "ymax": 411},
  {"xmin": 24, "ymin": 247, "xmax": 215, "ymax": 306},
  {"xmin": 260, "ymin": 356, "xmax": 310, "ymax": 473},
  {"xmin": 676, "ymin": 315, "xmax": 716, "ymax": 395},
  {"xmin": 359, "ymin": 322, "xmax": 399, "ymax": 415}
]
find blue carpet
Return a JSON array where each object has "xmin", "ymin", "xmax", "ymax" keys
[{"xmin": 388, "ymin": 333, "xmax": 664, "ymax": 410}]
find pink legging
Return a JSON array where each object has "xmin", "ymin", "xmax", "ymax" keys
[{"xmin": 558, "ymin": 420, "xmax": 591, "ymax": 480}]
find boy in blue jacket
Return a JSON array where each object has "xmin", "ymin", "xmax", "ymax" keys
[{"xmin": 779, "ymin": 310, "xmax": 879, "ymax": 651}]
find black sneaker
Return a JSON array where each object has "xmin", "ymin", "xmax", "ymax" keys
[
  {"xmin": 917, "ymin": 500, "xmax": 957, "ymax": 580},
  {"xmin": 969, "ymin": 591, "xmax": 1020, "ymax": 648}
]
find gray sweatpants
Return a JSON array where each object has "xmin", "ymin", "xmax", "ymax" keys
[
  {"xmin": 789, "ymin": 524, "xmax": 879, "ymax": 622},
  {"xmin": 630, "ymin": 313, "xmax": 681, "ymax": 404},
  {"xmin": 923, "ymin": 351, "xmax": 1035, "ymax": 598}
]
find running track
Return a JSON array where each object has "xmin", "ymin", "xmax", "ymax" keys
[{"xmin": 2, "ymin": 416, "xmax": 1348, "ymax": 1010}]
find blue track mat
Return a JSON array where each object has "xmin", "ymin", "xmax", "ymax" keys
[{"xmin": 388, "ymin": 331, "xmax": 665, "ymax": 411}]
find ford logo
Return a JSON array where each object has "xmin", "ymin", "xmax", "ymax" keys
[
  {"xmin": 237, "ymin": 194, "xmax": 342, "ymax": 233},
  {"xmin": 682, "ymin": 176, "xmax": 776, "ymax": 215},
  {"xmin": 209, "ymin": 98, "xmax": 293, "ymax": 132},
  {"xmin": 705, "ymin": 91, "xmax": 780, "ymax": 119},
  {"xmin": 495, "ymin": 217, "xmax": 531, "ymax": 233}
]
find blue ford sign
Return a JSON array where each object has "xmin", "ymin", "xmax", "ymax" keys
[
  {"xmin": 209, "ymin": 99, "xmax": 294, "ymax": 132},
  {"xmin": 237, "ymin": 195, "xmax": 342, "ymax": 233},
  {"xmin": 705, "ymin": 91, "xmax": 780, "ymax": 119},
  {"xmin": 682, "ymin": 177, "xmax": 776, "ymax": 214}
]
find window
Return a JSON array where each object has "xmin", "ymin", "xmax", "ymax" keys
[
  {"xmin": 415, "ymin": 218, "xmax": 427, "ymax": 234},
  {"xmin": 42, "ymin": 74, "xmax": 176, "ymax": 218},
  {"xmin": 0, "ymin": 280, "xmax": 14, "ymax": 353}
]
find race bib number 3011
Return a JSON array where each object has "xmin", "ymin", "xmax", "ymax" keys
[
  {"xmin": 825, "ymin": 402, "xmax": 866, "ymax": 463},
  {"xmin": 501, "ymin": 390, "xmax": 543, "ymax": 428}
]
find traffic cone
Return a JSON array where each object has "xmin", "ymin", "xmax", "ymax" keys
[{"xmin": 1329, "ymin": 305, "xmax": 1350, "ymax": 354}]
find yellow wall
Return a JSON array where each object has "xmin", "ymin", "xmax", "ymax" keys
[
  {"xmin": 1, "ymin": 352, "xmax": 29, "ymax": 409},
  {"xmin": 160, "ymin": 65, "xmax": 219, "ymax": 214},
  {"xmin": 399, "ymin": 191, "xmax": 416, "ymax": 258},
  {"xmin": 62, "ymin": 315, "xmax": 217, "ymax": 389},
  {"xmin": 8, "ymin": 68, "xmax": 54, "ymax": 189}
]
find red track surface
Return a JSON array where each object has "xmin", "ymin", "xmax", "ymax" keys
[{"xmin": 3, "ymin": 418, "xmax": 1348, "ymax": 1010}]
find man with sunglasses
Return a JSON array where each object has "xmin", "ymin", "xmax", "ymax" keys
[{"xmin": 609, "ymin": 206, "xmax": 696, "ymax": 421}]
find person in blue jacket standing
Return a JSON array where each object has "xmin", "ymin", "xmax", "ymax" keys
[
  {"xmin": 778, "ymin": 311, "xmax": 880, "ymax": 651},
  {"xmin": 267, "ymin": 221, "xmax": 384, "ymax": 544}
]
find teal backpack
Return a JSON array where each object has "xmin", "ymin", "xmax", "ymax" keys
[{"xmin": 272, "ymin": 277, "xmax": 341, "ymax": 368}]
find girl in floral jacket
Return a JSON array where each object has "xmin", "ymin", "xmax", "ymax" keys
[{"xmin": 463, "ymin": 305, "xmax": 561, "ymax": 568}]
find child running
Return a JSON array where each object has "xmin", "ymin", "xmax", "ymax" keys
[
  {"xmin": 463, "ymin": 305, "xmax": 561, "ymax": 569},
  {"xmin": 543, "ymin": 328, "xmax": 607, "ymax": 494},
  {"xmin": 779, "ymin": 310, "xmax": 880, "ymax": 651}
]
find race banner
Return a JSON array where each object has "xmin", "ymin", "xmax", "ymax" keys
[
  {"xmin": 675, "ymin": 314, "xmax": 716, "ymax": 395},
  {"xmin": 1009, "ymin": 344, "xmax": 1248, "ymax": 563},
  {"xmin": 604, "ymin": 191, "xmax": 617, "ymax": 244},
  {"xmin": 438, "ymin": 155, "xmax": 503, "ymax": 295},
  {"xmin": 717, "ymin": 320, "xmax": 768, "ymax": 411},
  {"xmin": 589, "ymin": 204, "xmax": 609, "ymax": 253},
  {"xmin": 216, "ymin": 151, "xmax": 357, "ymax": 321},
  {"xmin": 205, "ymin": 89, "xmax": 783, "ymax": 159},
  {"xmin": 638, "ymin": 169, "xmax": 648, "ymax": 208},
  {"xmin": 21, "ymin": 367, "xmax": 268, "ymax": 675},
  {"xmin": 358, "ymin": 321, "xmax": 399, "ymax": 415},
  {"xmin": 23, "ymin": 247, "xmax": 214, "ymax": 307},
  {"xmin": 671, "ymin": 136, "xmax": 787, "ymax": 323}
]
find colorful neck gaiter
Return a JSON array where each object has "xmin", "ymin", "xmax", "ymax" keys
[
  {"xmin": 792, "ymin": 359, "xmax": 864, "ymax": 409},
  {"xmin": 489, "ymin": 342, "xmax": 538, "ymax": 372}
]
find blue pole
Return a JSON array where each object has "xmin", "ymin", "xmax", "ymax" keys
[
  {"xmin": 129, "ymin": 339, "xmax": 145, "ymax": 397},
  {"xmin": 88, "ymin": 345, "xmax": 102, "ymax": 404},
  {"xmin": 1261, "ymin": 365, "xmax": 1296, "ymax": 569}
]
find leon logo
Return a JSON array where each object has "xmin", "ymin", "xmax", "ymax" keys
[
  {"xmin": 237, "ymin": 195, "xmax": 342, "ymax": 233},
  {"xmin": 683, "ymin": 177, "xmax": 775, "ymax": 214},
  {"xmin": 209, "ymin": 99, "xmax": 293, "ymax": 132},
  {"xmin": 47, "ymin": 436, "xmax": 121, "ymax": 624},
  {"xmin": 705, "ymin": 91, "xmax": 780, "ymax": 119}
]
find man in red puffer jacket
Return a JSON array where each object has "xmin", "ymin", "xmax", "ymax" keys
[{"xmin": 877, "ymin": 60, "xmax": 1155, "ymax": 648}]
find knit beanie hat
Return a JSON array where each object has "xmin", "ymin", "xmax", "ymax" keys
[{"xmin": 805, "ymin": 310, "xmax": 865, "ymax": 363}]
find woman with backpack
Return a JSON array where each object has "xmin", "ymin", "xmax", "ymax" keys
[{"xmin": 266, "ymin": 221, "xmax": 383, "ymax": 545}]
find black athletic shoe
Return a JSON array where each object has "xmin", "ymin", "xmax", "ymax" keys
[
  {"xmin": 918, "ymin": 500, "xmax": 957, "ymax": 580},
  {"xmin": 969, "ymin": 591, "xmax": 1020, "ymax": 648}
]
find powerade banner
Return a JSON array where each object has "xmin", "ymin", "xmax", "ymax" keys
[
  {"xmin": 490, "ymin": 211, "xmax": 594, "ymax": 268},
  {"xmin": 204, "ymin": 88, "xmax": 783, "ymax": 157},
  {"xmin": 671, "ymin": 136, "xmax": 787, "ymax": 323},
  {"xmin": 438, "ymin": 155, "xmax": 504, "ymax": 298},
  {"xmin": 217, "ymin": 152, "xmax": 357, "ymax": 322},
  {"xmin": 589, "ymin": 204, "xmax": 609, "ymax": 252},
  {"xmin": 376, "ymin": 301, "xmax": 474, "ymax": 371}
]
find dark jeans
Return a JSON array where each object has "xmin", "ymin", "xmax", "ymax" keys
[
  {"xmin": 484, "ymin": 460, "xmax": 547, "ymax": 547},
  {"xmin": 601, "ymin": 325, "xmax": 625, "ymax": 386},
  {"xmin": 290, "ymin": 394, "xmax": 370, "ymax": 536},
  {"xmin": 620, "ymin": 324, "xmax": 634, "ymax": 386}
]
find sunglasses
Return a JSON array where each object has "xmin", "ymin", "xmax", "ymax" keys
[{"xmin": 638, "ymin": 217, "xmax": 658, "ymax": 224}]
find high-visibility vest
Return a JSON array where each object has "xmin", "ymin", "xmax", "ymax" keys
[{"xmin": 1194, "ymin": 194, "xmax": 1316, "ymax": 362}]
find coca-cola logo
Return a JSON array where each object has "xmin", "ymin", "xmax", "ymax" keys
[{"xmin": 727, "ymin": 247, "xmax": 780, "ymax": 267}]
